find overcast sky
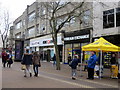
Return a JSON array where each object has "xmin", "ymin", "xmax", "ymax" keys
[{"xmin": 0, "ymin": 0, "xmax": 36, "ymax": 22}]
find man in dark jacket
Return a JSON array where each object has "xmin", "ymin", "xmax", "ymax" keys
[
  {"xmin": 21, "ymin": 49, "xmax": 33, "ymax": 77},
  {"xmin": 69, "ymin": 56, "xmax": 78, "ymax": 80},
  {"xmin": 87, "ymin": 51, "xmax": 97, "ymax": 80}
]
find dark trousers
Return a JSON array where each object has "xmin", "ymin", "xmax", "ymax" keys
[
  {"xmin": 87, "ymin": 67, "xmax": 94, "ymax": 79},
  {"xmin": 3, "ymin": 60, "xmax": 6, "ymax": 68},
  {"xmin": 33, "ymin": 65, "xmax": 39, "ymax": 76},
  {"xmin": 7, "ymin": 63, "xmax": 11, "ymax": 68}
]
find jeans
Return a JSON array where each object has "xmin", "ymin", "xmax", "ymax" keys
[
  {"xmin": 24, "ymin": 65, "xmax": 31, "ymax": 76},
  {"xmin": 72, "ymin": 69, "xmax": 76, "ymax": 77},
  {"xmin": 33, "ymin": 65, "xmax": 39, "ymax": 76},
  {"xmin": 53, "ymin": 61, "xmax": 56, "ymax": 65}
]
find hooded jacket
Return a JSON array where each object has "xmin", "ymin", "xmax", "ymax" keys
[{"xmin": 69, "ymin": 58, "xmax": 78, "ymax": 69}]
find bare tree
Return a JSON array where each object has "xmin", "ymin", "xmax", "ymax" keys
[
  {"xmin": 41, "ymin": 1, "xmax": 91, "ymax": 70},
  {"xmin": 0, "ymin": 10, "xmax": 10, "ymax": 49}
]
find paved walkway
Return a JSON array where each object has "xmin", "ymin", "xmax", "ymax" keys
[{"xmin": 2, "ymin": 61, "xmax": 119, "ymax": 88}]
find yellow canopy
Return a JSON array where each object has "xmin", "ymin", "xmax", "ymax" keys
[{"xmin": 82, "ymin": 37, "xmax": 120, "ymax": 52}]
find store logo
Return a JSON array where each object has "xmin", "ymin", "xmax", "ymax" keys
[
  {"xmin": 43, "ymin": 40, "xmax": 53, "ymax": 44},
  {"xmin": 64, "ymin": 34, "xmax": 89, "ymax": 41}
]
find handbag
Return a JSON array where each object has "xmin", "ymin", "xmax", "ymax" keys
[
  {"xmin": 38, "ymin": 62, "xmax": 41, "ymax": 67},
  {"xmin": 21, "ymin": 65, "xmax": 26, "ymax": 70}
]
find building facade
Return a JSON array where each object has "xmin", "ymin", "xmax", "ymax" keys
[
  {"xmin": 9, "ymin": 1, "xmax": 93, "ymax": 62},
  {"xmin": 10, "ymin": 1, "xmax": 120, "ymax": 63}
]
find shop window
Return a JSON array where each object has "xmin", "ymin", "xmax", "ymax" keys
[
  {"xmin": 103, "ymin": 9, "xmax": 114, "ymax": 28},
  {"xmin": 116, "ymin": 7, "xmax": 120, "ymax": 27}
]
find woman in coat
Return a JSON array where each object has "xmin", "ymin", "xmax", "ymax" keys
[
  {"xmin": 32, "ymin": 51, "xmax": 41, "ymax": 77},
  {"xmin": 21, "ymin": 49, "xmax": 33, "ymax": 77},
  {"xmin": 2, "ymin": 50, "xmax": 8, "ymax": 68}
]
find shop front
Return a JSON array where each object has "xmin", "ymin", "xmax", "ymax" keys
[
  {"xmin": 63, "ymin": 28, "xmax": 92, "ymax": 64},
  {"xmin": 30, "ymin": 33, "xmax": 63, "ymax": 62}
]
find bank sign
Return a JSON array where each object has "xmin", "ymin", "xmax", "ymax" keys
[{"xmin": 64, "ymin": 34, "xmax": 89, "ymax": 41}]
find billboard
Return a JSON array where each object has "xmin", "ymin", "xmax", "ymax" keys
[{"xmin": 15, "ymin": 41, "xmax": 24, "ymax": 61}]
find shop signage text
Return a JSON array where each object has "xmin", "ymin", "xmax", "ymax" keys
[{"xmin": 64, "ymin": 34, "xmax": 89, "ymax": 41}]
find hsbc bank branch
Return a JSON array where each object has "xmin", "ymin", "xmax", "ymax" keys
[{"xmin": 30, "ymin": 33, "xmax": 63, "ymax": 62}]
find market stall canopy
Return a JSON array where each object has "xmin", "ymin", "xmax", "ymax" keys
[{"xmin": 82, "ymin": 37, "xmax": 120, "ymax": 52}]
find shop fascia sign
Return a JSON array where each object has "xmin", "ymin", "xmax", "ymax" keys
[
  {"xmin": 64, "ymin": 34, "xmax": 89, "ymax": 41},
  {"xmin": 31, "ymin": 41, "xmax": 40, "ymax": 46},
  {"xmin": 30, "ymin": 36, "xmax": 62, "ymax": 47}
]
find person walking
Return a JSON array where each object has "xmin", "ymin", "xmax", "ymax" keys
[
  {"xmin": 52, "ymin": 54, "xmax": 56, "ymax": 66},
  {"xmin": 32, "ymin": 51, "xmax": 41, "ymax": 77},
  {"xmin": 87, "ymin": 51, "xmax": 97, "ymax": 80},
  {"xmin": 69, "ymin": 56, "xmax": 79, "ymax": 80},
  {"xmin": 7, "ymin": 51, "xmax": 13, "ymax": 68},
  {"xmin": 21, "ymin": 49, "xmax": 33, "ymax": 77},
  {"xmin": 68, "ymin": 54, "xmax": 72, "ymax": 64},
  {"xmin": 2, "ymin": 50, "xmax": 8, "ymax": 68}
]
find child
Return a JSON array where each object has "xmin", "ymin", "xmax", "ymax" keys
[{"xmin": 69, "ymin": 56, "xmax": 78, "ymax": 80}]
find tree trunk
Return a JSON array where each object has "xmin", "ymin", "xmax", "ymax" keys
[
  {"xmin": 3, "ymin": 41, "xmax": 5, "ymax": 49},
  {"xmin": 54, "ymin": 33, "xmax": 61, "ymax": 70}
]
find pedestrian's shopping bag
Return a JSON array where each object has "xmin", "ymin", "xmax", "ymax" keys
[{"xmin": 21, "ymin": 65, "xmax": 26, "ymax": 70}]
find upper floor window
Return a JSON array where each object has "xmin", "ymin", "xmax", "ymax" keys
[
  {"xmin": 28, "ymin": 27, "xmax": 35, "ymax": 36},
  {"xmin": 70, "ymin": 17, "xmax": 76, "ymax": 24},
  {"xmin": 116, "ymin": 7, "xmax": 120, "ymax": 27},
  {"xmin": 15, "ymin": 33, "xmax": 21, "ymax": 38},
  {"xmin": 28, "ymin": 11, "xmax": 35, "ymax": 22},
  {"xmin": 82, "ymin": 10, "xmax": 91, "ymax": 26},
  {"xmin": 103, "ymin": 9, "xmax": 114, "ymax": 28},
  {"xmin": 22, "ymin": 19, "xmax": 25, "ymax": 26},
  {"xmin": 36, "ymin": 24, "xmax": 39, "ymax": 33},
  {"xmin": 41, "ymin": 5, "xmax": 46, "ymax": 15},
  {"xmin": 15, "ymin": 21, "xmax": 22, "ymax": 29}
]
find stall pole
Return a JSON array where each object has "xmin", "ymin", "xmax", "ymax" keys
[
  {"xmin": 79, "ymin": 51, "xmax": 83, "ymax": 77},
  {"xmin": 99, "ymin": 50, "xmax": 102, "ymax": 80}
]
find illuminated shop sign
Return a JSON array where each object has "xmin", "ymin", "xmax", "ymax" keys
[{"xmin": 64, "ymin": 34, "xmax": 89, "ymax": 41}]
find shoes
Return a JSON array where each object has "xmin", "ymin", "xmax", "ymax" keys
[
  {"xmin": 72, "ymin": 77, "xmax": 76, "ymax": 80},
  {"xmin": 87, "ymin": 78, "xmax": 90, "ymax": 79},
  {"xmin": 30, "ymin": 73, "xmax": 32, "ymax": 77},
  {"xmin": 34, "ymin": 74, "xmax": 38, "ymax": 77},
  {"xmin": 89, "ymin": 78, "xmax": 94, "ymax": 80},
  {"xmin": 87, "ymin": 78, "xmax": 94, "ymax": 80}
]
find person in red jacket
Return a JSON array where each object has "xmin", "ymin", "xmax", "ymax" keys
[{"xmin": 2, "ymin": 50, "xmax": 8, "ymax": 68}]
